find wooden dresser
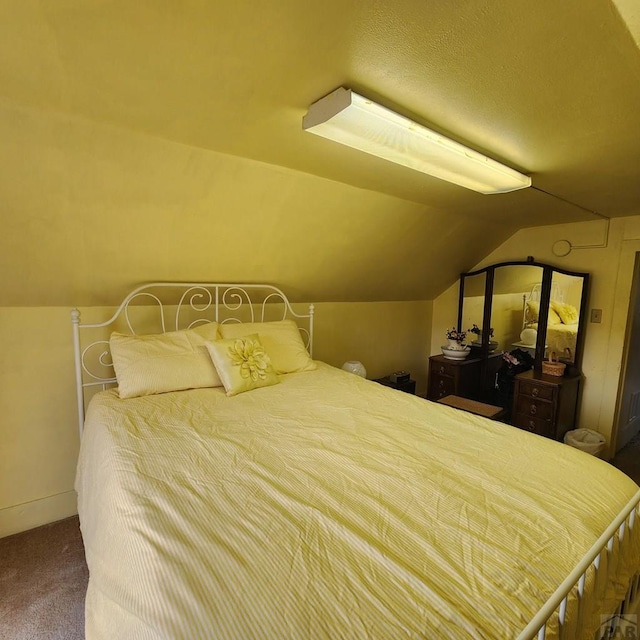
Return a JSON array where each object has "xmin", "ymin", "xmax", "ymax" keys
[
  {"xmin": 511, "ymin": 370, "xmax": 581, "ymax": 441},
  {"xmin": 427, "ymin": 353, "xmax": 502, "ymax": 402}
]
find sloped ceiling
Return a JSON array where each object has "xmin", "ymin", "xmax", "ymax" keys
[{"xmin": 1, "ymin": 0, "xmax": 639, "ymax": 305}]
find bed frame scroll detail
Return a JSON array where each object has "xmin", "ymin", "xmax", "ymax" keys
[{"xmin": 71, "ymin": 282, "xmax": 315, "ymax": 437}]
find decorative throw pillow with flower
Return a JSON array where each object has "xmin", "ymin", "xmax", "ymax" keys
[
  {"xmin": 228, "ymin": 336, "xmax": 271, "ymax": 381},
  {"xmin": 206, "ymin": 334, "xmax": 279, "ymax": 396}
]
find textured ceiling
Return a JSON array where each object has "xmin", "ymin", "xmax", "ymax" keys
[{"xmin": 1, "ymin": 0, "xmax": 639, "ymax": 305}]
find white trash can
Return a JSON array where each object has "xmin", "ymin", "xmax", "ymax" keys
[{"xmin": 564, "ymin": 429, "xmax": 606, "ymax": 458}]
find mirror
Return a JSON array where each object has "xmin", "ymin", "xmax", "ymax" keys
[
  {"xmin": 543, "ymin": 271, "xmax": 586, "ymax": 364},
  {"xmin": 458, "ymin": 260, "xmax": 589, "ymax": 372},
  {"xmin": 459, "ymin": 271, "xmax": 486, "ymax": 349},
  {"xmin": 494, "ymin": 264, "xmax": 544, "ymax": 356}
]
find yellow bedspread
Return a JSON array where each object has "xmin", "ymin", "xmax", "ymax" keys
[
  {"xmin": 530, "ymin": 321, "xmax": 578, "ymax": 359},
  {"xmin": 76, "ymin": 363, "xmax": 640, "ymax": 639}
]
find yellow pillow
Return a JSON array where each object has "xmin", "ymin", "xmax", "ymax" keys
[
  {"xmin": 547, "ymin": 306, "xmax": 562, "ymax": 325},
  {"xmin": 551, "ymin": 300, "xmax": 579, "ymax": 325},
  {"xmin": 110, "ymin": 322, "xmax": 222, "ymax": 399},
  {"xmin": 206, "ymin": 334, "xmax": 279, "ymax": 396},
  {"xmin": 526, "ymin": 300, "xmax": 562, "ymax": 325},
  {"xmin": 219, "ymin": 320, "xmax": 316, "ymax": 374}
]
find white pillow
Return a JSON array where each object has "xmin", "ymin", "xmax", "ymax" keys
[
  {"xmin": 110, "ymin": 322, "xmax": 222, "ymax": 399},
  {"xmin": 219, "ymin": 320, "xmax": 315, "ymax": 374}
]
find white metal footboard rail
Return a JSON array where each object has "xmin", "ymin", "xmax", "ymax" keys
[
  {"xmin": 71, "ymin": 282, "xmax": 315, "ymax": 437},
  {"xmin": 518, "ymin": 488, "xmax": 640, "ymax": 639}
]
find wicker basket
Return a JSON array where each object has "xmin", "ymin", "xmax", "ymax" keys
[{"xmin": 542, "ymin": 352, "xmax": 566, "ymax": 377}]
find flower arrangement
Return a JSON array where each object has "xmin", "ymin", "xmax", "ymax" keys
[
  {"xmin": 445, "ymin": 327, "xmax": 467, "ymax": 343},
  {"xmin": 468, "ymin": 323, "xmax": 494, "ymax": 339}
]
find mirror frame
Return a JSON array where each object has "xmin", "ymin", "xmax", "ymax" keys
[{"xmin": 457, "ymin": 258, "xmax": 590, "ymax": 372}]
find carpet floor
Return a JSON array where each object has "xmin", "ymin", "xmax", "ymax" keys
[
  {"xmin": 0, "ymin": 515, "xmax": 88, "ymax": 640},
  {"xmin": 611, "ymin": 431, "xmax": 640, "ymax": 486}
]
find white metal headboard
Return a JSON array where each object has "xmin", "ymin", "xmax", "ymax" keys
[
  {"xmin": 525, "ymin": 282, "xmax": 566, "ymax": 304},
  {"xmin": 71, "ymin": 282, "xmax": 315, "ymax": 436}
]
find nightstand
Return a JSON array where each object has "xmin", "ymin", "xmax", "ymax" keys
[{"xmin": 374, "ymin": 376, "xmax": 416, "ymax": 395}]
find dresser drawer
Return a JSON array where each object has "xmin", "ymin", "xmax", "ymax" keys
[
  {"xmin": 430, "ymin": 360, "xmax": 460, "ymax": 378},
  {"xmin": 429, "ymin": 375, "xmax": 455, "ymax": 400},
  {"xmin": 427, "ymin": 354, "xmax": 484, "ymax": 402},
  {"xmin": 516, "ymin": 379, "xmax": 556, "ymax": 401},
  {"xmin": 514, "ymin": 395, "xmax": 554, "ymax": 421},
  {"xmin": 512, "ymin": 413, "xmax": 553, "ymax": 438}
]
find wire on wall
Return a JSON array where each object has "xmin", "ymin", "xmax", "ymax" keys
[{"xmin": 531, "ymin": 185, "xmax": 610, "ymax": 257}]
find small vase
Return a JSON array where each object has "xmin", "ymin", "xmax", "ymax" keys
[{"xmin": 447, "ymin": 339, "xmax": 464, "ymax": 350}]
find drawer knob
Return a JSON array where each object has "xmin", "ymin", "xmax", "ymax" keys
[
  {"xmin": 530, "ymin": 404, "xmax": 537, "ymax": 415},
  {"xmin": 439, "ymin": 366, "xmax": 445, "ymax": 374},
  {"xmin": 439, "ymin": 380, "xmax": 445, "ymax": 388},
  {"xmin": 528, "ymin": 421, "xmax": 536, "ymax": 431},
  {"xmin": 532, "ymin": 388, "xmax": 539, "ymax": 397}
]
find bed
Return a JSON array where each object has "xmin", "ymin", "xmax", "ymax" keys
[
  {"xmin": 522, "ymin": 285, "xmax": 580, "ymax": 361},
  {"xmin": 73, "ymin": 283, "xmax": 640, "ymax": 639}
]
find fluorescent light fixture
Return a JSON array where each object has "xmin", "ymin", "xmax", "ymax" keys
[{"xmin": 302, "ymin": 87, "xmax": 531, "ymax": 194}]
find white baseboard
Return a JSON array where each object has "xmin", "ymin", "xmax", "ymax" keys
[{"xmin": 0, "ymin": 490, "xmax": 78, "ymax": 538}]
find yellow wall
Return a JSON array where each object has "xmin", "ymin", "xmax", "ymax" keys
[
  {"xmin": 313, "ymin": 301, "xmax": 432, "ymax": 388},
  {"xmin": 432, "ymin": 215, "xmax": 640, "ymax": 458},
  {"xmin": 0, "ymin": 308, "xmax": 80, "ymax": 537},
  {"xmin": 0, "ymin": 300, "xmax": 431, "ymax": 538},
  {"xmin": 0, "ymin": 97, "xmax": 484, "ymax": 308}
]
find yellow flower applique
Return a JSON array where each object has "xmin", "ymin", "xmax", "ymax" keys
[{"xmin": 228, "ymin": 337, "xmax": 272, "ymax": 381}]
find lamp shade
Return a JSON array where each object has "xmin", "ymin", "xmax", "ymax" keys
[
  {"xmin": 520, "ymin": 328, "xmax": 537, "ymax": 346},
  {"xmin": 342, "ymin": 361, "xmax": 367, "ymax": 378},
  {"xmin": 303, "ymin": 87, "xmax": 531, "ymax": 195}
]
